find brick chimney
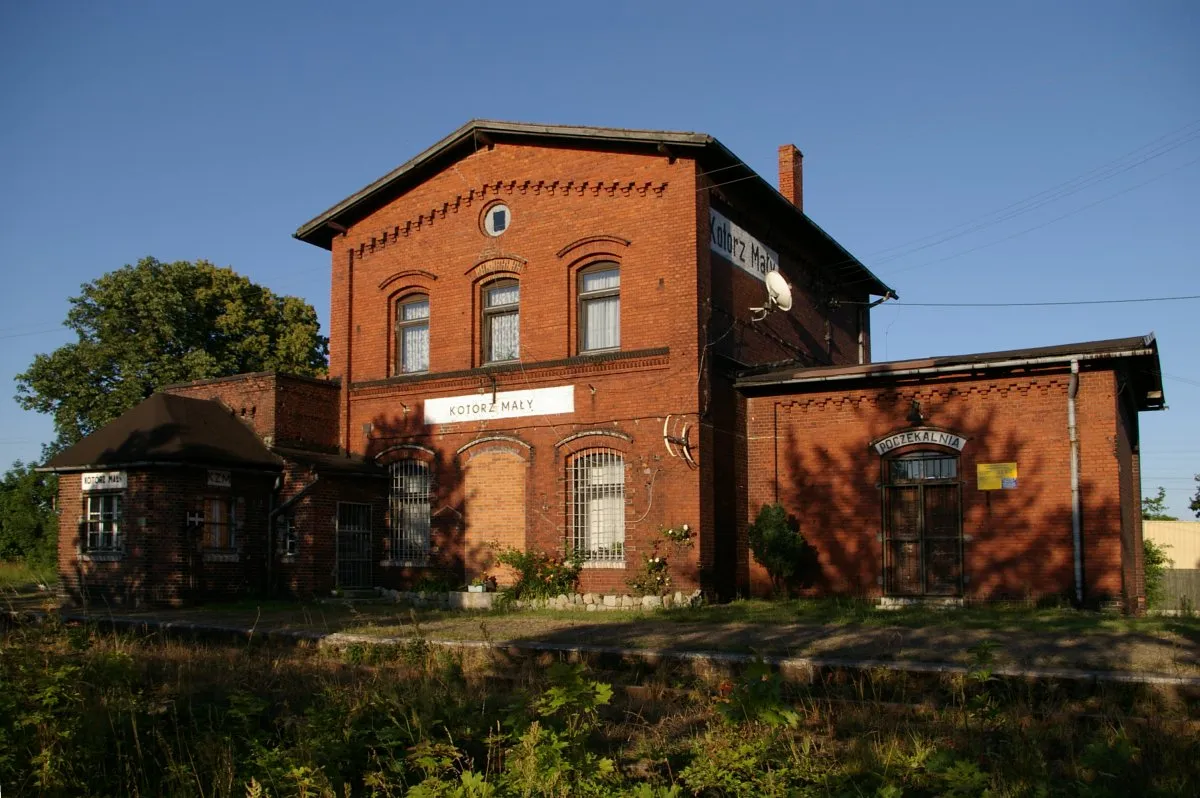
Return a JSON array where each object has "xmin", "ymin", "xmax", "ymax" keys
[{"xmin": 778, "ymin": 144, "xmax": 803, "ymax": 212}]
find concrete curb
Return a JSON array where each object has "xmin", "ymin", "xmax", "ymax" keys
[{"xmin": 12, "ymin": 609, "xmax": 1198, "ymax": 689}]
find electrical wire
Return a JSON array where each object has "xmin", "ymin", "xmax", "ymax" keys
[{"xmin": 871, "ymin": 294, "xmax": 1200, "ymax": 308}]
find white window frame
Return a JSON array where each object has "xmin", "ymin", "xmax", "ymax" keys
[
  {"xmin": 395, "ymin": 294, "xmax": 430, "ymax": 374},
  {"xmin": 570, "ymin": 450, "xmax": 626, "ymax": 566},
  {"xmin": 578, "ymin": 263, "xmax": 620, "ymax": 353},
  {"xmin": 84, "ymin": 493, "xmax": 122, "ymax": 553},
  {"xmin": 482, "ymin": 279, "xmax": 520, "ymax": 363},
  {"xmin": 389, "ymin": 460, "xmax": 432, "ymax": 565}
]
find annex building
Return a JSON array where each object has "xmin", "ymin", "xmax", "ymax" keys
[{"xmin": 45, "ymin": 121, "xmax": 1166, "ymax": 611}]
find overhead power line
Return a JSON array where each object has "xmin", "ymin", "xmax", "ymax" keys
[
  {"xmin": 887, "ymin": 294, "xmax": 1200, "ymax": 308},
  {"xmin": 865, "ymin": 119, "xmax": 1200, "ymax": 264}
]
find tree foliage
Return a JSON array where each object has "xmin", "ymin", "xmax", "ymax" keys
[
  {"xmin": 0, "ymin": 461, "xmax": 57, "ymax": 567},
  {"xmin": 1143, "ymin": 538, "xmax": 1174, "ymax": 609},
  {"xmin": 15, "ymin": 257, "xmax": 328, "ymax": 449},
  {"xmin": 747, "ymin": 503, "xmax": 810, "ymax": 595},
  {"xmin": 1191, "ymin": 474, "xmax": 1200, "ymax": 519},
  {"xmin": 1141, "ymin": 487, "xmax": 1178, "ymax": 521}
]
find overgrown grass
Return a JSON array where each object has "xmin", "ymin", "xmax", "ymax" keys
[
  {"xmin": 2, "ymin": 619, "xmax": 1197, "ymax": 796},
  {"xmin": 0, "ymin": 558, "xmax": 56, "ymax": 590}
]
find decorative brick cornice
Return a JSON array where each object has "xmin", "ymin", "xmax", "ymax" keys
[{"xmin": 347, "ymin": 180, "xmax": 668, "ymax": 262}]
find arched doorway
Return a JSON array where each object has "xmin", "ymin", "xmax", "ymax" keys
[{"xmin": 882, "ymin": 451, "xmax": 963, "ymax": 596}]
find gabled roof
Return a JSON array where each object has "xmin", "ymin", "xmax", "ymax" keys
[
  {"xmin": 736, "ymin": 334, "xmax": 1166, "ymax": 411},
  {"xmin": 42, "ymin": 393, "xmax": 283, "ymax": 472},
  {"xmin": 293, "ymin": 119, "xmax": 893, "ymax": 297}
]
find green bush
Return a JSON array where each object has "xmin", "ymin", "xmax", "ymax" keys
[
  {"xmin": 1144, "ymin": 538, "xmax": 1174, "ymax": 609},
  {"xmin": 494, "ymin": 548, "xmax": 583, "ymax": 600},
  {"xmin": 747, "ymin": 503, "xmax": 809, "ymax": 596}
]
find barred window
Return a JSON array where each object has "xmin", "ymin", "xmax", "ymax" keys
[
  {"xmin": 390, "ymin": 460, "xmax": 431, "ymax": 562},
  {"xmin": 482, "ymin": 280, "xmax": 520, "ymax": 363},
  {"xmin": 395, "ymin": 295, "xmax": 430, "ymax": 374},
  {"xmin": 578, "ymin": 264, "xmax": 620, "ymax": 352},
  {"xmin": 888, "ymin": 453, "xmax": 958, "ymax": 483},
  {"xmin": 85, "ymin": 494, "xmax": 122, "ymax": 552},
  {"xmin": 570, "ymin": 450, "xmax": 625, "ymax": 563}
]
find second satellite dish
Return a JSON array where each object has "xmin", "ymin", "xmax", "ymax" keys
[{"xmin": 750, "ymin": 270, "xmax": 793, "ymax": 320}]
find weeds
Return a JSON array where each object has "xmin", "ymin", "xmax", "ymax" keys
[{"xmin": 1, "ymin": 619, "xmax": 1197, "ymax": 796}]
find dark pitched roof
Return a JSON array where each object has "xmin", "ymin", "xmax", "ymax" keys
[
  {"xmin": 736, "ymin": 334, "xmax": 1166, "ymax": 411},
  {"xmin": 272, "ymin": 446, "xmax": 388, "ymax": 477},
  {"xmin": 293, "ymin": 119, "xmax": 893, "ymax": 297},
  {"xmin": 42, "ymin": 393, "xmax": 283, "ymax": 471}
]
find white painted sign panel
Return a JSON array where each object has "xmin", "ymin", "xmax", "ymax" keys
[
  {"xmin": 709, "ymin": 208, "xmax": 779, "ymax": 280},
  {"xmin": 207, "ymin": 470, "xmax": 232, "ymax": 488},
  {"xmin": 872, "ymin": 428, "xmax": 967, "ymax": 456},
  {"xmin": 81, "ymin": 471, "xmax": 127, "ymax": 492},
  {"xmin": 424, "ymin": 385, "xmax": 575, "ymax": 425}
]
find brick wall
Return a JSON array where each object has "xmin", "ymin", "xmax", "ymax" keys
[
  {"xmin": 57, "ymin": 467, "xmax": 275, "ymax": 605},
  {"xmin": 742, "ymin": 364, "xmax": 1140, "ymax": 605},
  {"xmin": 165, "ymin": 372, "xmax": 339, "ymax": 450}
]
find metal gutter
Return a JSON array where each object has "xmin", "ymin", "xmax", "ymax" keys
[
  {"xmin": 35, "ymin": 461, "xmax": 282, "ymax": 474},
  {"xmin": 737, "ymin": 347, "xmax": 1158, "ymax": 389}
]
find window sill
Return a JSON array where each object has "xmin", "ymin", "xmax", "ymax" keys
[
  {"xmin": 78, "ymin": 552, "xmax": 123, "ymax": 563},
  {"xmin": 203, "ymin": 551, "xmax": 241, "ymax": 563},
  {"xmin": 581, "ymin": 560, "xmax": 626, "ymax": 569},
  {"xmin": 380, "ymin": 559, "xmax": 431, "ymax": 568}
]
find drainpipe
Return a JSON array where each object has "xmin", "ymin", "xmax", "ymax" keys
[{"xmin": 1068, "ymin": 359, "xmax": 1083, "ymax": 605}]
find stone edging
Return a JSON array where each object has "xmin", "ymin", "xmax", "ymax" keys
[{"xmin": 375, "ymin": 587, "xmax": 704, "ymax": 611}]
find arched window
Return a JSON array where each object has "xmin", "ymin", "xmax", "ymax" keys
[
  {"xmin": 569, "ymin": 449, "xmax": 625, "ymax": 563},
  {"xmin": 390, "ymin": 460, "xmax": 431, "ymax": 563},
  {"xmin": 578, "ymin": 263, "xmax": 620, "ymax": 352},
  {"xmin": 482, "ymin": 279, "xmax": 520, "ymax": 363},
  {"xmin": 395, "ymin": 294, "xmax": 430, "ymax": 374}
]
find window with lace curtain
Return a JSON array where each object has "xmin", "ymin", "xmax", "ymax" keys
[
  {"xmin": 395, "ymin": 294, "xmax": 430, "ymax": 374},
  {"xmin": 482, "ymin": 279, "xmax": 520, "ymax": 363},
  {"xmin": 578, "ymin": 264, "xmax": 620, "ymax": 352}
]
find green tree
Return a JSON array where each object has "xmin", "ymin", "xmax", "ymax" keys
[
  {"xmin": 747, "ymin": 503, "xmax": 810, "ymax": 596},
  {"xmin": 0, "ymin": 461, "xmax": 57, "ymax": 567},
  {"xmin": 15, "ymin": 257, "xmax": 328, "ymax": 449},
  {"xmin": 1141, "ymin": 486, "xmax": 1178, "ymax": 521},
  {"xmin": 1191, "ymin": 474, "xmax": 1200, "ymax": 519}
]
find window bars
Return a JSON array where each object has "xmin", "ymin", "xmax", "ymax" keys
[
  {"xmin": 85, "ymin": 494, "xmax": 122, "ymax": 552},
  {"xmin": 570, "ymin": 450, "xmax": 626, "ymax": 563},
  {"xmin": 390, "ymin": 460, "xmax": 432, "ymax": 562}
]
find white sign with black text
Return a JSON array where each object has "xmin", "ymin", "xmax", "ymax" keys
[
  {"xmin": 709, "ymin": 208, "xmax": 779, "ymax": 281},
  {"xmin": 207, "ymin": 470, "xmax": 232, "ymax": 488},
  {"xmin": 81, "ymin": 471, "xmax": 127, "ymax": 492},
  {"xmin": 424, "ymin": 385, "xmax": 575, "ymax": 425}
]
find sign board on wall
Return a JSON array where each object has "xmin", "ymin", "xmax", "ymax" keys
[
  {"xmin": 81, "ymin": 471, "xmax": 127, "ymax": 491},
  {"xmin": 709, "ymin": 208, "xmax": 779, "ymax": 281},
  {"xmin": 424, "ymin": 385, "xmax": 575, "ymax": 425},
  {"xmin": 207, "ymin": 470, "xmax": 232, "ymax": 488},
  {"xmin": 977, "ymin": 463, "xmax": 1018, "ymax": 490},
  {"xmin": 872, "ymin": 428, "xmax": 967, "ymax": 456}
]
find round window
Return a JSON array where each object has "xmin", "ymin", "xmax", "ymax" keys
[{"xmin": 482, "ymin": 203, "xmax": 511, "ymax": 237}]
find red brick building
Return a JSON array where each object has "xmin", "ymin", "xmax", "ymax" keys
[{"xmin": 45, "ymin": 120, "xmax": 1166, "ymax": 609}]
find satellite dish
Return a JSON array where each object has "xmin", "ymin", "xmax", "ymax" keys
[{"xmin": 750, "ymin": 270, "xmax": 793, "ymax": 320}]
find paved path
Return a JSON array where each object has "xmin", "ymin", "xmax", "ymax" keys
[{"xmin": 7, "ymin": 595, "xmax": 1198, "ymax": 687}]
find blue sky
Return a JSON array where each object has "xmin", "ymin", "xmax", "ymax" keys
[{"xmin": 1, "ymin": 1, "xmax": 1197, "ymax": 514}]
